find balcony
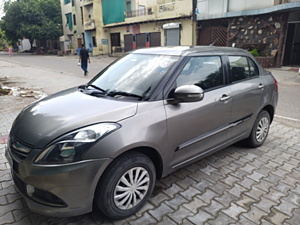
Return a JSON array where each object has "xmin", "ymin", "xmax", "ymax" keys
[
  {"xmin": 84, "ymin": 19, "xmax": 95, "ymax": 30},
  {"xmin": 159, "ymin": 2, "xmax": 175, "ymax": 12},
  {"xmin": 83, "ymin": 0, "xmax": 93, "ymax": 6},
  {"xmin": 126, "ymin": 8, "xmax": 153, "ymax": 18}
]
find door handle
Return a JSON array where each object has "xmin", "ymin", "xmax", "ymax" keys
[
  {"xmin": 258, "ymin": 84, "xmax": 264, "ymax": 89},
  {"xmin": 220, "ymin": 95, "xmax": 231, "ymax": 102}
]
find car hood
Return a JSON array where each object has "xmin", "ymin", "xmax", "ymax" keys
[{"xmin": 11, "ymin": 87, "xmax": 137, "ymax": 148}]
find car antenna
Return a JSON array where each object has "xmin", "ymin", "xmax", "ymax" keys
[{"xmin": 209, "ymin": 38, "xmax": 219, "ymax": 46}]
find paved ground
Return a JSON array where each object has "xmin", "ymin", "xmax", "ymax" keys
[{"xmin": 1, "ymin": 53, "xmax": 300, "ymax": 224}]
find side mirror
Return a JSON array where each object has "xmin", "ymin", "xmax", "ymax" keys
[{"xmin": 173, "ymin": 85, "xmax": 204, "ymax": 103}]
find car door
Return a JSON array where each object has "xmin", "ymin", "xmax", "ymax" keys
[
  {"xmin": 227, "ymin": 56, "xmax": 267, "ymax": 140},
  {"xmin": 164, "ymin": 56, "xmax": 232, "ymax": 169}
]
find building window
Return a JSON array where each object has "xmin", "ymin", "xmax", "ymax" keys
[
  {"xmin": 80, "ymin": 7, "xmax": 83, "ymax": 25},
  {"xmin": 92, "ymin": 36, "xmax": 97, "ymax": 47},
  {"xmin": 73, "ymin": 14, "xmax": 77, "ymax": 26},
  {"xmin": 64, "ymin": 0, "xmax": 71, "ymax": 4},
  {"xmin": 66, "ymin": 13, "xmax": 73, "ymax": 29}
]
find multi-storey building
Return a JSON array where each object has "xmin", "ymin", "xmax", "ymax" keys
[
  {"xmin": 60, "ymin": 0, "xmax": 85, "ymax": 54},
  {"xmin": 195, "ymin": 0, "xmax": 300, "ymax": 66},
  {"xmin": 81, "ymin": 0, "xmax": 195, "ymax": 55}
]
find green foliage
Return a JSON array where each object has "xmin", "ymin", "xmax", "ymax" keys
[
  {"xmin": 0, "ymin": 0, "xmax": 62, "ymax": 43},
  {"xmin": 249, "ymin": 48, "xmax": 260, "ymax": 57}
]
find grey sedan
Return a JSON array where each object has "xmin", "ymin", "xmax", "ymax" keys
[{"xmin": 6, "ymin": 46, "xmax": 278, "ymax": 219}]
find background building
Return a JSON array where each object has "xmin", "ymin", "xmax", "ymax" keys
[
  {"xmin": 79, "ymin": 0, "xmax": 195, "ymax": 55},
  {"xmin": 195, "ymin": 0, "xmax": 300, "ymax": 67},
  {"xmin": 60, "ymin": 0, "xmax": 85, "ymax": 54}
]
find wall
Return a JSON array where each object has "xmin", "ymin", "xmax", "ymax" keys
[{"xmin": 227, "ymin": 13, "xmax": 287, "ymax": 58}]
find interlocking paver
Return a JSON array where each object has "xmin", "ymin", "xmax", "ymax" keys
[
  {"xmin": 222, "ymin": 202, "xmax": 247, "ymax": 220},
  {"xmin": 197, "ymin": 189, "xmax": 219, "ymax": 204},
  {"xmin": 244, "ymin": 186, "xmax": 267, "ymax": 201},
  {"xmin": 203, "ymin": 200, "xmax": 224, "ymax": 216},
  {"xmin": 263, "ymin": 208, "xmax": 290, "ymax": 225},
  {"xmin": 165, "ymin": 194, "xmax": 189, "ymax": 210},
  {"xmin": 0, "ymin": 212, "xmax": 14, "ymax": 224},
  {"xmin": 162, "ymin": 183, "xmax": 184, "ymax": 198},
  {"xmin": 148, "ymin": 203, "xmax": 173, "ymax": 221},
  {"xmin": 129, "ymin": 212, "xmax": 156, "ymax": 225},
  {"xmin": 187, "ymin": 210, "xmax": 213, "ymax": 224},
  {"xmin": 274, "ymin": 199, "xmax": 298, "ymax": 217},
  {"xmin": 156, "ymin": 216, "xmax": 177, "ymax": 225},
  {"xmin": 207, "ymin": 212, "xmax": 236, "ymax": 225},
  {"xmin": 253, "ymin": 196, "xmax": 277, "ymax": 213},
  {"xmin": 235, "ymin": 194, "xmax": 257, "ymax": 211},
  {"xmin": 241, "ymin": 205, "xmax": 268, "ymax": 224},
  {"xmin": 284, "ymin": 208, "xmax": 300, "ymax": 225},
  {"xmin": 167, "ymin": 206, "xmax": 194, "ymax": 224},
  {"xmin": 263, "ymin": 188, "xmax": 286, "ymax": 203},
  {"xmin": 180, "ymin": 186, "xmax": 201, "ymax": 200},
  {"xmin": 183, "ymin": 196, "xmax": 207, "ymax": 214},
  {"xmin": 215, "ymin": 192, "xmax": 239, "ymax": 207}
]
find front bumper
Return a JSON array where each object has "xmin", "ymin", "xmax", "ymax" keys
[{"xmin": 5, "ymin": 144, "xmax": 111, "ymax": 217}]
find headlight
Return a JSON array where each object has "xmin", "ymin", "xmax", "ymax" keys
[{"xmin": 34, "ymin": 123, "xmax": 120, "ymax": 164}]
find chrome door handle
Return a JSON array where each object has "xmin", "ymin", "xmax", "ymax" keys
[
  {"xmin": 258, "ymin": 84, "xmax": 264, "ymax": 89},
  {"xmin": 220, "ymin": 95, "xmax": 231, "ymax": 102}
]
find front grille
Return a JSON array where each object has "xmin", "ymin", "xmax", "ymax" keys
[{"xmin": 9, "ymin": 136, "xmax": 33, "ymax": 161}]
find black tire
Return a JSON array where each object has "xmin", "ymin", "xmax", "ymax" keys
[
  {"xmin": 244, "ymin": 110, "xmax": 271, "ymax": 148},
  {"xmin": 95, "ymin": 152, "xmax": 156, "ymax": 220}
]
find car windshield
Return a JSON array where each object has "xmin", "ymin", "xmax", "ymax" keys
[{"xmin": 89, "ymin": 53, "xmax": 179, "ymax": 100}]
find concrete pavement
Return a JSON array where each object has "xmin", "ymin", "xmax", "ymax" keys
[{"xmin": 1, "ymin": 54, "xmax": 300, "ymax": 224}]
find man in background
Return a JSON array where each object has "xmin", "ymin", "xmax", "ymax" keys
[{"xmin": 79, "ymin": 44, "xmax": 90, "ymax": 76}]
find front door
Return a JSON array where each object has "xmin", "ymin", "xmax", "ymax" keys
[{"xmin": 164, "ymin": 56, "xmax": 232, "ymax": 169}]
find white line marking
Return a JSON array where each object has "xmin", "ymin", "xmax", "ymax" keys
[{"xmin": 275, "ymin": 115, "xmax": 300, "ymax": 122}]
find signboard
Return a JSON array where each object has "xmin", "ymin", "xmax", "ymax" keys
[{"xmin": 102, "ymin": 39, "xmax": 109, "ymax": 45}]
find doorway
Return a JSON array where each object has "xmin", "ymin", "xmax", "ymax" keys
[{"xmin": 283, "ymin": 23, "xmax": 300, "ymax": 66}]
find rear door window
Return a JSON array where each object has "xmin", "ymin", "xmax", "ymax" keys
[{"xmin": 229, "ymin": 56, "xmax": 259, "ymax": 82}]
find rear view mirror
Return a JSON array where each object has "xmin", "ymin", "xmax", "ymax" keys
[{"xmin": 173, "ymin": 85, "xmax": 204, "ymax": 103}]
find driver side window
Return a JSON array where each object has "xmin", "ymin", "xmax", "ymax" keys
[{"xmin": 176, "ymin": 56, "xmax": 224, "ymax": 90}]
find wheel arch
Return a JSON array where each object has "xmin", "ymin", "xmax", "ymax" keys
[
  {"xmin": 119, "ymin": 147, "xmax": 164, "ymax": 179},
  {"xmin": 262, "ymin": 104, "xmax": 275, "ymax": 123}
]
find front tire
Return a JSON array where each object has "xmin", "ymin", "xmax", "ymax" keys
[
  {"xmin": 245, "ymin": 110, "xmax": 271, "ymax": 147},
  {"xmin": 95, "ymin": 152, "xmax": 156, "ymax": 220}
]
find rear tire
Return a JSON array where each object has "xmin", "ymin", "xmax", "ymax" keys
[
  {"xmin": 95, "ymin": 152, "xmax": 156, "ymax": 220},
  {"xmin": 244, "ymin": 110, "xmax": 270, "ymax": 148}
]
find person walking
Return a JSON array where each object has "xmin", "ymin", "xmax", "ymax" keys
[
  {"xmin": 78, "ymin": 44, "xmax": 90, "ymax": 76},
  {"xmin": 8, "ymin": 46, "xmax": 13, "ymax": 56}
]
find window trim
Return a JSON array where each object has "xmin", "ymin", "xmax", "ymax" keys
[{"xmin": 228, "ymin": 55, "xmax": 260, "ymax": 84}]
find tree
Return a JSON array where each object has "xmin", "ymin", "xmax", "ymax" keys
[{"xmin": 0, "ymin": 0, "xmax": 62, "ymax": 44}]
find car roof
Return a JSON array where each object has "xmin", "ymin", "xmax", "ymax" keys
[{"xmin": 132, "ymin": 46, "xmax": 252, "ymax": 57}]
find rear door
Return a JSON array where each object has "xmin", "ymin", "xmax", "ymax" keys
[
  {"xmin": 164, "ymin": 56, "xmax": 232, "ymax": 169},
  {"xmin": 227, "ymin": 56, "xmax": 267, "ymax": 140}
]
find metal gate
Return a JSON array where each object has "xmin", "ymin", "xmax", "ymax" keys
[
  {"xmin": 166, "ymin": 29, "xmax": 180, "ymax": 46},
  {"xmin": 198, "ymin": 26, "xmax": 227, "ymax": 46},
  {"xmin": 136, "ymin": 33, "xmax": 146, "ymax": 49},
  {"xmin": 150, "ymin": 32, "xmax": 161, "ymax": 47},
  {"xmin": 124, "ymin": 34, "xmax": 133, "ymax": 52}
]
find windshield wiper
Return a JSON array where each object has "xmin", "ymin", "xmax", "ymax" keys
[
  {"xmin": 108, "ymin": 91, "xmax": 143, "ymax": 100},
  {"xmin": 79, "ymin": 84, "xmax": 106, "ymax": 96},
  {"xmin": 87, "ymin": 84, "xmax": 106, "ymax": 93}
]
